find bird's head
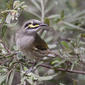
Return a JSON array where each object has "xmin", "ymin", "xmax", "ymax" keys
[{"xmin": 22, "ymin": 19, "xmax": 48, "ymax": 32}]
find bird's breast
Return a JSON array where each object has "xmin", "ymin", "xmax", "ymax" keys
[{"xmin": 16, "ymin": 35, "xmax": 35, "ymax": 51}]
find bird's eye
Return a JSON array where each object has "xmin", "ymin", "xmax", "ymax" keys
[
  {"xmin": 28, "ymin": 23, "xmax": 31, "ymax": 25},
  {"xmin": 24, "ymin": 23, "xmax": 32, "ymax": 28},
  {"xmin": 27, "ymin": 23, "xmax": 39, "ymax": 29},
  {"xmin": 24, "ymin": 23, "xmax": 29, "ymax": 28},
  {"xmin": 33, "ymin": 23, "xmax": 38, "ymax": 25}
]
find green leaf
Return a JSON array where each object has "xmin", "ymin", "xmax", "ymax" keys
[
  {"xmin": 48, "ymin": 44, "xmax": 57, "ymax": 49},
  {"xmin": 45, "ymin": 36, "xmax": 53, "ymax": 43},
  {"xmin": 51, "ymin": 59, "xmax": 61, "ymax": 65},
  {"xmin": 38, "ymin": 74, "xmax": 57, "ymax": 81},
  {"xmin": 6, "ymin": 0, "xmax": 13, "ymax": 9},
  {"xmin": 1, "ymin": 25, "xmax": 7, "ymax": 38},
  {"xmin": 55, "ymin": 18, "xmax": 61, "ymax": 23},
  {"xmin": 8, "ymin": 70, "xmax": 15, "ymax": 85},
  {"xmin": 61, "ymin": 10, "xmax": 64, "ymax": 19},
  {"xmin": 59, "ymin": 83, "xmax": 65, "ymax": 85},
  {"xmin": 27, "ymin": 72, "xmax": 57, "ymax": 82},
  {"xmin": 61, "ymin": 41, "xmax": 69, "ymax": 49},
  {"xmin": 44, "ymin": 18, "xmax": 50, "ymax": 26},
  {"xmin": 52, "ymin": 59, "xmax": 66, "ymax": 68},
  {"xmin": 6, "ymin": 69, "xmax": 15, "ymax": 85},
  {"xmin": 81, "ymin": 33, "xmax": 85, "ymax": 38},
  {"xmin": 0, "ymin": 74, "xmax": 6, "ymax": 84}
]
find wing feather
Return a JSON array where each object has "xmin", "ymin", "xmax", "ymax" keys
[{"xmin": 34, "ymin": 33, "xmax": 48, "ymax": 50}]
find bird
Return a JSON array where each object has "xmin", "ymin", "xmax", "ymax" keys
[{"xmin": 16, "ymin": 19, "xmax": 56, "ymax": 62}]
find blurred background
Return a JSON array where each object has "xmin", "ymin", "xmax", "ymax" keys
[{"xmin": 0, "ymin": 0, "xmax": 85, "ymax": 85}]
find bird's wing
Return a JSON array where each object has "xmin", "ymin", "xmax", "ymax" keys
[{"xmin": 34, "ymin": 33, "xmax": 48, "ymax": 50}]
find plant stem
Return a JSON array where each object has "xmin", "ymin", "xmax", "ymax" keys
[{"xmin": 41, "ymin": 0, "xmax": 45, "ymax": 22}]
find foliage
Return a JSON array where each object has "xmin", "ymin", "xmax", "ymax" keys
[{"xmin": 0, "ymin": 0, "xmax": 85, "ymax": 85}]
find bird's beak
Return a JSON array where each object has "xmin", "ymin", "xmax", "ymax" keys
[
  {"xmin": 40, "ymin": 23, "xmax": 48, "ymax": 27},
  {"xmin": 39, "ymin": 23, "xmax": 49, "ymax": 31}
]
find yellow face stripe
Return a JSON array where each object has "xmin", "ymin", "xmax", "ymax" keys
[{"xmin": 28, "ymin": 24, "xmax": 39, "ymax": 28}]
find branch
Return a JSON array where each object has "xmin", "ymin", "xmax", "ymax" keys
[
  {"xmin": 38, "ymin": 64, "xmax": 85, "ymax": 75},
  {"xmin": 27, "ymin": 61, "xmax": 85, "ymax": 75}
]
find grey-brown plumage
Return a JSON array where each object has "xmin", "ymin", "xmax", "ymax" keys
[{"xmin": 16, "ymin": 19, "xmax": 50, "ymax": 60}]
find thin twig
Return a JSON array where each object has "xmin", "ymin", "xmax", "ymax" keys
[
  {"xmin": 1, "ymin": 41, "xmax": 11, "ymax": 54},
  {"xmin": 38, "ymin": 64, "xmax": 85, "ymax": 75},
  {"xmin": 26, "ymin": 61, "xmax": 85, "ymax": 75},
  {"xmin": 40, "ymin": 0, "xmax": 45, "ymax": 22}
]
